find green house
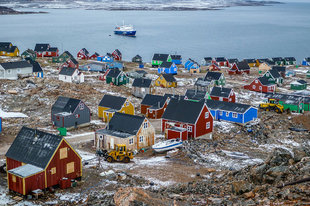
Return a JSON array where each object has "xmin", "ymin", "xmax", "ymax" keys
[
  {"xmin": 263, "ymin": 69, "xmax": 283, "ymax": 86},
  {"xmin": 52, "ymin": 51, "xmax": 74, "ymax": 63},
  {"xmin": 204, "ymin": 71, "xmax": 226, "ymax": 86},
  {"xmin": 272, "ymin": 57, "xmax": 285, "ymax": 66},
  {"xmin": 279, "ymin": 99, "xmax": 304, "ymax": 113},
  {"xmin": 21, "ymin": 49, "xmax": 36, "ymax": 61},
  {"xmin": 290, "ymin": 80, "xmax": 307, "ymax": 90},
  {"xmin": 284, "ymin": 57, "xmax": 297, "ymax": 65},
  {"xmin": 152, "ymin": 54, "xmax": 171, "ymax": 67},
  {"xmin": 307, "ymin": 70, "xmax": 310, "ymax": 79},
  {"xmin": 106, "ymin": 69, "xmax": 129, "ymax": 86},
  {"xmin": 266, "ymin": 93, "xmax": 310, "ymax": 113}
]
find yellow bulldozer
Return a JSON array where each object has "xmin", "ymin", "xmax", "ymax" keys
[
  {"xmin": 259, "ymin": 99, "xmax": 284, "ymax": 113},
  {"xmin": 96, "ymin": 144, "xmax": 134, "ymax": 163}
]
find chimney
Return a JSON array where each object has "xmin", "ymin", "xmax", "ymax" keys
[{"xmin": 158, "ymin": 101, "xmax": 160, "ymax": 108}]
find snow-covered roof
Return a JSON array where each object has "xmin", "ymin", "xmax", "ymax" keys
[{"xmin": 8, "ymin": 164, "xmax": 44, "ymax": 178}]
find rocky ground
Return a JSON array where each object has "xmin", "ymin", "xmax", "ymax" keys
[{"xmin": 0, "ymin": 56, "xmax": 309, "ymax": 205}]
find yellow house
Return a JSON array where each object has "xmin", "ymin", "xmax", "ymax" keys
[
  {"xmin": 98, "ymin": 94, "xmax": 134, "ymax": 122},
  {"xmin": 190, "ymin": 67, "xmax": 200, "ymax": 74},
  {"xmin": 0, "ymin": 42, "xmax": 20, "ymax": 57},
  {"xmin": 155, "ymin": 74, "xmax": 177, "ymax": 88},
  {"xmin": 258, "ymin": 62, "xmax": 272, "ymax": 74}
]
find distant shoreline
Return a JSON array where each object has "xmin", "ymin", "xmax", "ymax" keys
[{"xmin": 0, "ymin": 6, "xmax": 47, "ymax": 15}]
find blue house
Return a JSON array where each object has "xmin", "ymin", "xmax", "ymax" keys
[
  {"xmin": 80, "ymin": 62, "xmax": 106, "ymax": 72},
  {"xmin": 158, "ymin": 61, "xmax": 178, "ymax": 74},
  {"xmin": 184, "ymin": 59, "xmax": 200, "ymax": 71},
  {"xmin": 97, "ymin": 53, "xmax": 114, "ymax": 63},
  {"xmin": 106, "ymin": 62, "xmax": 123, "ymax": 70},
  {"xmin": 302, "ymin": 57, "xmax": 310, "ymax": 66},
  {"xmin": 0, "ymin": 117, "xmax": 2, "ymax": 133},
  {"xmin": 205, "ymin": 99, "xmax": 258, "ymax": 124},
  {"xmin": 171, "ymin": 55, "xmax": 182, "ymax": 65}
]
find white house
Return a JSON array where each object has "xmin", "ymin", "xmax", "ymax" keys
[
  {"xmin": 0, "ymin": 61, "xmax": 33, "ymax": 80},
  {"xmin": 59, "ymin": 67, "xmax": 84, "ymax": 83}
]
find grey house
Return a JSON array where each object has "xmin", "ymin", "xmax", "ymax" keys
[
  {"xmin": 0, "ymin": 61, "xmax": 33, "ymax": 80},
  {"xmin": 51, "ymin": 96, "xmax": 91, "ymax": 128},
  {"xmin": 132, "ymin": 78, "xmax": 154, "ymax": 98}
]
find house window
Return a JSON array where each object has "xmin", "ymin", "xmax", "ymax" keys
[
  {"xmin": 233, "ymin": 113, "xmax": 238, "ymax": 118},
  {"xmin": 129, "ymin": 138, "xmax": 133, "ymax": 145},
  {"xmin": 187, "ymin": 125, "xmax": 192, "ymax": 132},
  {"xmin": 206, "ymin": 122, "xmax": 210, "ymax": 129},
  {"xmin": 126, "ymin": 101, "xmax": 129, "ymax": 106},
  {"xmin": 66, "ymin": 162, "xmax": 75, "ymax": 174},
  {"xmin": 144, "ymin": 122, "xmax": 148, "ymax": 128},
  {"xmin": 139, "ymin": 136, "xmax": 143, "ymax": 143},
  {"xmin": 12, "ymin": 175, "xmax": 16, "ymax": 183},
  {"xmin": 157, "ymin": 80, "xmax": 160, "ymax": 84},
  {"xmin": 17, "ymin": 69, "xmax": 21, "ymax": 73},
  {"xmin": 56, "ymin": 116, "xmax": 60, "ymax": 121},
  {"xmin": 205, "ymin": 112, "xmax": 209, "ymax": 119},
  {"xmin": 75, "ymin": 114, "xmax": 80, "ymax": 118},
  {"xmin": 219, "ymin": 97, "xmax": 223, "ymax": 101},
  {"xmin": 252, "ymin": 85, "xmax": 256, "ymax": 89},
  {"xmin": 51, "ymin": 167, "xmax": 56, "ymax": 175},
  {"xmin": 79, "ymin": 103, "xmax": 84, "ymax": 110},
  {"xmin": 60, "ymin": 147, "xmax": 68, "ymax": 159},
  {"xmin": 226, "ymin": 112, "xmax": 229, "ymax": 117},
  {"xmin": 266, "ymin": 73, "xmax": 269, "ymax": 77},
  {"xmin": 7, "ymin": 69, "xmax": 11, "ymax": 74},
  {"xmin": 259, "ymin": 86, "xmax": 262, "ymax": 91},
  {"xmin": 255, "ymin": 80, "xmax": 258, "ymax": 83},
  {"xmin": 219, "ymin": 111, "xmax": 223, "ymax": 116}
]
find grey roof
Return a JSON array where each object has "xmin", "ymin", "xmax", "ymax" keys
[
  {"xmin": 161, "ymin": 74, "xmax": 176, "ymax": 82},
  {"xmin": 268, "ymin": 69, "xmax": 281, "ymax": 78},
  {"xmin": 23, "ymin": 49, "xmax": 36, "ymax": 56},
  {"xmin": 107, "ymin": 68, "xmax": 121, "ymax": 78},
  {"xmin": 0, "ymin": 42, "xmax": 11, "ymax": 49},
  {"xmin": 272, "ymin": 57, "xmax": 283, "ymax": 62},
  {"xmin": 68, "ymin": 57, "xmax": 78, "ymax": 65},
  {"xmin": 98, "ymin": 94, "xmax": 126, "ymax": 110},
  {"xmin": 141, "ymin": 94, "xmax": 168, "ymax": 108},
  {"xmin": 47, "ymin": 47, "xmax": 58, "ymax": 52},
  {"xmin": 293, "ymin": 80, "xmax": 307, "ymax": 85},
  {"xmin": 236, "ymin": 61, "xmax": 250, "ymax": 70},
  {"xmin": 132, "ymin": 54, "xmax": 142, "ymax": 61},
  {"xmin": 34, "ymin": 44, "xmax": 49, "ymax": 52},
  {"xmin": 5, "ymin": 127, "xmax": 63, "ymax": 169},
  {"xmin": 113, "ymin": 49, "xmax": 121, "ymax": 56},
  {"xmin": 228, "ymin": 58, "xmax": 239, "ymax": 63},
  {"xmin": 272, "ymin": 66, "xmax": 286, "ymax": 72},
  {"xmin": 160, "ymin": 61, "xmax": 173, "ymax": 68},
  {"xmin": 153, "ymin": 53, "xmax": 169, "ymax": 61},
  {"xmin": 257, "ymin": 58, "xmax": 269, "ymax": 63},
  {"xmin": 195, "ymin": 78, "xmax": 213, "ymax": 87},
  {"xmin": 205, "ymin": 99, "xmax": 251, "ymax": 113},
  {"xmin": 8, "ymin": 164, "xmax": 44, "ymax": 178},
  {"xmin": 215, "ymin": 57, "xmax": 226, "ymax": 62},
  {"xmin": 243, "ymin": 59, "xmax": 256, "ymax": 63},
  {"xmin": 305, "ymin": 57, "xmax": 310, "ymax": 62},
  {"xmin": 106, "ymin": 112, "xmax": 145, "ymax": 135},
  {"xmin": 93, "ymin": 52, "xmax": 100, "ymax": 56},
  {"xmin": 63, "ymin": 51, "xmax": 74, "ymax": 58},
  {"xmin": 0, "ymin": 61, "xmax": 32, "ymax": 70},
  {"xmin": 210, "ymin": 86, "xmax": 232, "ymax": 98},
  {"xmin": 162, "ymin": 99, "xmax": 204, "ymax": 124},
  {"xmin": 31, "ymin": 61, "xmax": 43, "ymax": 73},
  {"xmin": 80, "ymin": 48, "xmax": 89, "ymax": 55},
  {"xmin": 185, "ymin": 89, "xmax": 208, "ymax": 101},
  {"xmin": 204, "ymin": 71, "xmax": 222, "ymax": 81},
  {"xmin": 52, "ymin": 96, "xmax": 81, "ymax": 114},
  {"xmin": 258, "ymin": 76, "xmax": 274, "ymax": 86},
  {"xmin": 265, "ymin": 93, "xmax": 310, "ymax": 104},
  {"xmin": 171, "ymin": 55, "xmax": 181, "ymax": 60},
  {"xmin": 132, "ymin": 78, "xmax": 152, "ymax": 88},
  {"xmin": 164, "ymin": 94, "xmax": 185, "ymax": 100},
  {"xmin": 204, "ymin": 57, "xmax": 212, "ymax": 62},
  {"xmin": 284, "ymin": 57, "xmax": 296, "ymax": 61},
  {"xmin": 59, "ymin": 67, "xmax": 76, "ymax": 76}
]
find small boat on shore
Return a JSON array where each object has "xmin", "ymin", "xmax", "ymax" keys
[
  {"xmin": 114, "ymin": 23, "xmax": 136, "ymax": 36},
  {"xmin": 152, "ymin": 138, "xmax": 183, "ymax": 153}
]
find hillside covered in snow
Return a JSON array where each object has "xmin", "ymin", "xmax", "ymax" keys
[{"xmin": 0, "ymin": 0, "xmax": 281, "ymax": 10}]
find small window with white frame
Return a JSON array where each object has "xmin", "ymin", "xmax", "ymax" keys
[
  {"xmin": 206, "ymin": 122, "xmax": 210, "ymax": 129},
  {"xmin": 233, "ymin": 113, "xmax": 238, "ymax": 118},
  {"xmin": 129, "ymin": 138, "xmax": 134, "ymax": 145},
  {"xmin": 139, "ymin": 136, "xmax": 143, "ymax": 143},
  {"xmin": 226, "ymin": 112, "xmax": 229, "ymax": 117},
  {"xmin": 205, "ymin": 112, "xmax": 209, "ymax": 119},
  {"xmin": 187, "ymin": 125, "xmax": 192, "ymax": 132},
  {"xmin": 255, "ymin": 80, "xmax": 258, "ymax": 83},
  {"xmin": 143, "ymin": 122, "xmax": 148, "ymax": 128},
  {"xmin": 219, "ymin": 111, "xmax": 223, "ymax": 116},
  {"xmin": 79, "ymin": 103, "xmax": 84, "ymax": 110}
]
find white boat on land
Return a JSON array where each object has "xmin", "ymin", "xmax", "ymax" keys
[{"xmin": 152, "ymin": 138, "xmax": 183, "ymax": 153}]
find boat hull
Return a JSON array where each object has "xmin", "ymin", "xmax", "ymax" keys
[
  {"xmin": 114, "ymin": 30, "xmax": 136, "ymax": 36},
  {"xmin": 152, "ymin": 142, "xmax": 183, "ymax": 153}
]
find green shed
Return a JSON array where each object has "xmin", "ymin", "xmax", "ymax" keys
[
  {"xmin": 290, "ymin": 80, "xmax": 307, "ymax": 90},
  {"xmin": 279, "ymin": 99, "xmax": 304, "ymax": 113},
  {"xmin": 265, "ymin": 93, "xmax": 309, "ymax": 113},
  {"xmin": 106, "ymin": 68, "xmax": 129, "ymax": 86},
  {"xmin": 21, "ymin": 49, "xmax": 36, "ymax": 61},
  {"xmin": 307, "ymin": 70, "xmax": 310, "ymax": 79}
]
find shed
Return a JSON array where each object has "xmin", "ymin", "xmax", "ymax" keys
[
  {"xmin": 132, "ymin": 78, "xmax": 154, "ymax": 98},
  {"xmin": 132, "ymin": 55, "xmax": 142, "ymax": 63},
  {"xmin": 6, "ymin": 127, "xmax": 82, "ymax": 195},
  {"xmin": 290, "ymin": 80, "xmax": 307, "ymax": 90},
  {"xmin": 141, "ymin": 94, "xmax": 169, "ymax": 119},
  {"xmin": 210, "ymin": 86, "xmax": 235, "ymax": 103}
]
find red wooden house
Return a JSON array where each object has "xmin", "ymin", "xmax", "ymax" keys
[
  {"xmin": 209, "ymin": 62, "xmax": 221, "ymax": 71},
  {"xmin": 162, "ymin": 99, "xmax": 213, "ymax": 140},
  {"xmin": 210, "ymin": 86, "xmax": 236, "ymax": 103},
  {"xmin": 58, "ymin": 57, "xmax": 79, "ymax": 70},
  {"xmin": 99, "ymin": 68, "xmax": 111, "ymax": 81},
  {"xmin": 112, "ymin": 49, "xmax": 122, "ymax": 61},
  {"xmin": 141, "ymin": 94, "xmax": 169, "ymax": 119},
  {"xmin": 77, "ymin": 48, "xmax": 89, "ymax": 60},
  {"xmin": 34, "ymin": 44, "xmax": 59, "ymax": 58},
  {"xmin": 5, "ymin": 127, "xmax": 82, "ymax": 195},
  {"xmin": 90, "ymin": 52, "xmax": 100, "ymax": 60},
  {"xmin": 228, "ymin": 61, "xmax": 250, "ymax": 75},
  {"xmin": 213, "ymin": 57, "xmax": 228, "ymax": 67},
  {"xmin": 244, "ymin": 76, "xmax": 276, "ymax": 93}
]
